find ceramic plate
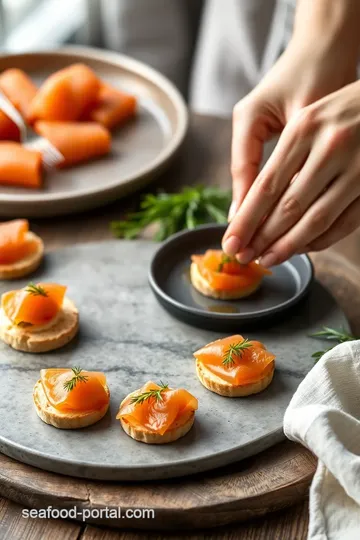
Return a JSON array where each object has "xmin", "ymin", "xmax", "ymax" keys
[
  {"xmin": 149, "ymin": 225, "xmax": 314, "ymax": 331},
  {"xmin": 0, "ymin": 46, "xmax": 188, "ymax": 217}
]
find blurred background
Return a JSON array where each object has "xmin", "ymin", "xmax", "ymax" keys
[{"xmin": 0, "ymin": 0, "xmax": 295, "ymax": 116}]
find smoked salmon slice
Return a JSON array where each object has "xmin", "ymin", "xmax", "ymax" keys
[
  {"xmin": 83, "ymin": 83, "xmax": 137, "ymax": 129},
  {"xmin": 40, "ymin": 368, "xmax": 109, "ymax": 412},
  {"xmin": 0, "ymin": 219, "xmax": 37, "ymax": 264},
  {"xmin": 28, "ymin": 63, "xmax": 101, "ymax": 123},
  {"xmin": 0, "ymin": 143, "xmax": 42, "ymax": 188},
  {"xmin": 34, "ymin": 121, "xmax": 111, "ymax": 168},
  {"xmin": 0, "ymin": 68, "xmax": 38, "ymax": 119},
  {"xmin": 194, "ymin": 335, "xmax": 275, "ymax": 385},
  {"xmin": 2, "ymin": 283, "xmax": 66, "ymax": 326},
  {"xmin": 0, "ymin": 111, "xmax": 20, "ymax": 142},
  {"xmin": 117, "ymin": 382, "xmax": 198, "ymax": 435},
  {"xmin": 191, "ymin": 250, "xmax": 272, "ymax": 291}
]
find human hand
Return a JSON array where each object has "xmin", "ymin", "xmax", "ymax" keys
[{"xmin": 223, "ymin": 79, "xmax": 360, "ymax": 266}]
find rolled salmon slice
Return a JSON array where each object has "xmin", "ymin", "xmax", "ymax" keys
[
  {"xmin": 34, "ymin": 121, "xmax": 111, "ymax": 168},
  {"xmin": 0, "ymin": 68, "xmax": 38, "ymax": 119},
  {"xmin": 0, "ymin": 143, "xmax": 42, "ymax": 188},
  {"xmin": 28, "ymin": 63, "xmax": 101, "ymax": 123},
  {"xmin": 84, "ymin": 83, "xmax": 137, "ymax": 129},
  {"xmin": 0, "ymin": 111, "xmax": 20, "ymax": 142}
]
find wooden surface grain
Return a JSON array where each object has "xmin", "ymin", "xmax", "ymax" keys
[{"xmin": 1, "ymin": 113, "xmax": 359, "ymax": 539}]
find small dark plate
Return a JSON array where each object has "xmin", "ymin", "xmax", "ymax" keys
[{"xmin": 149, "ymin": 224, "xmax": 314, "ymax": 331}]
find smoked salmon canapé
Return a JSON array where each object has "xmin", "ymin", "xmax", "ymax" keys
[
  {"xmin": 33, "ymin": 367, "xmax": 110, "ymax": 429},
  {"xmin": 0, "ymin": 282, "xmax": 79, "ymax": 353},
  {"xmin": 190, "ymin": 250, "xmax": 272, "ymax": 300},
  {"xmin": 194, "ymin": 335, "xmax": 275, "ymax": 397},
  {"xmin": 117, "ymin": 381, "xmax": 198, "ymax": 444},
  {"xmin": 0, "ymin": 219, "xmax": 44, "ymax": 280}
]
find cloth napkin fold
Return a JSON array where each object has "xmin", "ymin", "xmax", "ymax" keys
[{"xmin": 284, "ymin": 340, "xmax": 360, "ymax": 540}]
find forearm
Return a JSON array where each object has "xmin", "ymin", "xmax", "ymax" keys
[{"xmin": 291, "ymin": 0, "xmax": 360, "ymax": 62}]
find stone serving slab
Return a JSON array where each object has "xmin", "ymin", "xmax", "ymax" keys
[{"xmin": 0, "ymin": 241, "xmax": 347, "ymax": 481}]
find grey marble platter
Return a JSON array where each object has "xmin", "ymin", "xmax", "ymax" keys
[{"xmin": 0, "ymin": 241, "xmax": 347, "ymax": 481}]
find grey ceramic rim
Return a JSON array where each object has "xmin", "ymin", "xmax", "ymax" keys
[{"xmin": 148, "ymin": 224, "xmax": 314, "ymax": 322}]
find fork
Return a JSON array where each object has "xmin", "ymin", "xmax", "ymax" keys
[{"xmin": 0, "ymin": 90, "xmax": 64, "ymax": 169}]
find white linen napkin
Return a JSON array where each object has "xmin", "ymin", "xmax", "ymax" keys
[{"xmin": 284, "ymin": 340, "xmax": 360, "ymax": 540}]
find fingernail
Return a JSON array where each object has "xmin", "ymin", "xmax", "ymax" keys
[
  {"xmin": 236, "ymin": 247, "xmax": 255, "ymax": 264},
  {"xmin": 222, "ymin": 236, "xmax": 242, "ymax": 256},
  {"xmin": 259, "ymin": 252, "xmax": 277, "ymax": 268},
  {"xmin": 228, "ymin": 200, "xmax": 238, "ymax": 221}
]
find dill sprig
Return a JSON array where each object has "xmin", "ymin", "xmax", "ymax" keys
[
  {"xmin": 222, "ymin": 339, "xmax": 253, "ymax": 367},
  {"xmin": 217, "ymin": 254, "xmax": 233, "ymax": 273},
  {"xmin": 309, "ymin": 326, "xmax": 356, "ymax": 361},
  {"xmin": 25, "ymin": 283, "xmax": 48, "ymax": 297},
  {"xmin": 130, "ymin": 382, "xmax": 169, "ymax": 406},
  {"xmin": 63, "ymin": 367, "xmax": 88, "ymax": 392},
  {"xmin": 111, "ymin": 185, "xmax": 231, "ymax": 241}
]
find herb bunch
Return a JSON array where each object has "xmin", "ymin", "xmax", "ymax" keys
[
  {"xmin": 310, "ymin": 326, "xmax": 356, "ymax": 361},
  {"xmin": 25, "ymin": 283, "xmax": 48, "ymax": 297},
  {"xmin": 111, "ymin": 185, "xmax": 231, "ymax": 241}
]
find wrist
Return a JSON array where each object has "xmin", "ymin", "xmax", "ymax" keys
[{"xmin": 291, "ymin": 0, "xmax": 360, "ymax": 64}]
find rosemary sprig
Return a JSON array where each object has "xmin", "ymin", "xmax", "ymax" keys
[
  {"xmin": 111, "ymin": 185, "xmax": 231, "ymax": 241},
  {"xmin": 217, "ymin": 254, "xmax": 233, "ymax": 273},
  {"xmin": 130, "ymin": 382, "xmax": 169, "ymax": 406},
  {"xmin": 25, "ymin": 283, "xmax": 48, "ymax": 297},
  {"xmin": 63, "ymin": 367, "xmax": 88, "ymax": 392},
  {"xmin": 222, "ymin": 339, "xmax": 253, "ymax": 367},
  {"xmin": 309, "ymin": 326, "xmax": 356, "ymax": 361}
]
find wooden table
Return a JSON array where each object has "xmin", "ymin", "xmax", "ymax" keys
[{"xmin": 1, "ymin": 113, "xmax": 359, "ymax": 540}]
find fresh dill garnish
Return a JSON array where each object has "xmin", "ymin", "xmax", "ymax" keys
[
  {"xmin": 217, "ymin": 254, "xmax": 234, "ymax": 273},
  {"xmin": 25, "ymin": 283, "xmax": 48, "ymax": 297},
  {"xmin": 63, "ymin": 367, "xmax": 88, "ymax": 392},
  {"xmin": 309, "ymin": 326, "xmax": 356, "ymax": 361},
  {"xmin": 222, "ymin": 339, "xmax": 253, "ymax": 367},
  {"xmin": 130, "ymin": 381, "xmax": 169, "ymax": 406}
]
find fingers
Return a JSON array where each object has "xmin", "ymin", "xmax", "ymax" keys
[
  {"xmin": 223, "ymin": 108, "xmax": 314, "ymax": 255},
  {"xmin": 306, "ymin": 197, "xmax": 360, "ymax": 251},
  {"xmin": 229, "ymin": 98, "xmax": 278, "ymax": 221},
  {"xmin": 258, "ymin": 171, "xmax": 360, "ymax": 266},
  {"xmin": 250, "ymin": 126, "xmax": 347, "ymax": 259}
]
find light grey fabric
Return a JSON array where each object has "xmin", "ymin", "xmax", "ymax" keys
[{"xmin": 99, "ymin": 0, "xmax": 295, "ymax": 115}]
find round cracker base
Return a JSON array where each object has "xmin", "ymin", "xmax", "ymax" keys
[
  {"xmin": 33, "ymin": 379, "xmax": 110, "ymax": 429},
  {"xmin": 0, "ymin": 232, "xmax": 44, "ymax": 280},
  {"xmin": 196, "ymin": 360, "xmax": 275, "ymax": 397},
  {"xmin": 120, "ymin": 410, "xmax": 195, "ymax": 444},
  {"xmin": 190, "ymin": 262, "xmax": 261, "ymax": 300},
  {"xmin": 0, "ymin": 297, "xmax": 79, "ymax": 353}
]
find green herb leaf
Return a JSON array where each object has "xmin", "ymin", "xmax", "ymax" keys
[
  {"xmin": 309, "ymin": 326, "xmax": 356, "ymax": 361},
  {"xmin": 217, "ymin": 254, "xmax": 233, "ymax": 273},
  {"xmin": 63, "ymin": 367, "xmax": 89, "ymax": 392},
  {"xmin": 16, "ymin": 321, "xmax": 33, "ymax": 328},
  {"xmin": 130, "ymin": 382, "xmax": 169, "ymax": 406},
  {"xmin": 25, "ymin": 283, "xmax": 48, "ymax": 297},
  {"xmin": 110, "ymin": 185, "xmax": 231, "ymax": 241},
  {"xmin": 222, "ymin": 339, "xmax": 253, "ymax": 368}
]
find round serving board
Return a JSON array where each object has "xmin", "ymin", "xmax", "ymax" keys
[
  {"xmin": 0, "ymin": 241, "xmax": 348, "ymax": 482},
  {"xmin": 0, "ymin": 246, "xmax": 357, "ymax": 530}
]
